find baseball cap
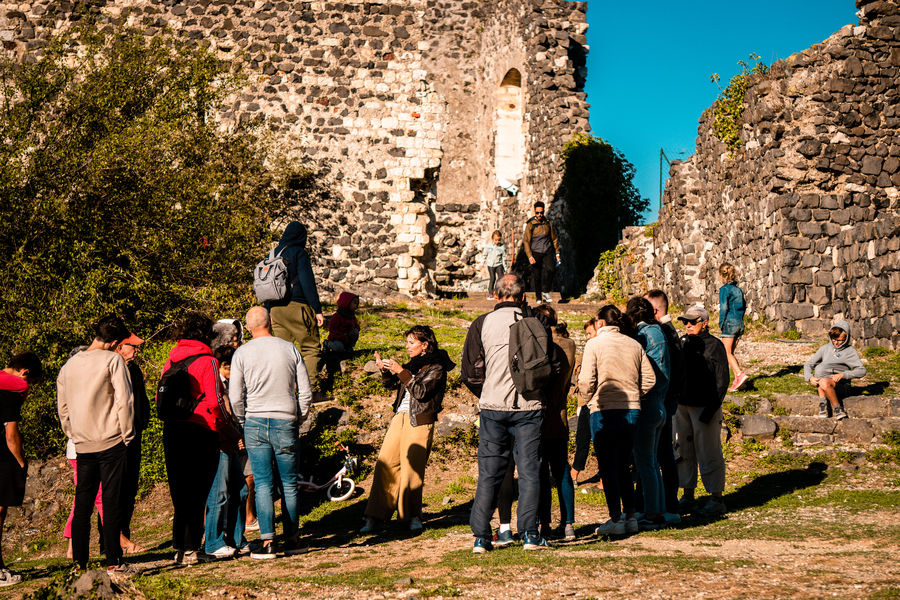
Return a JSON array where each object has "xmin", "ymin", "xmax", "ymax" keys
[
  {"xmin": 120, "ymin": 333, "xmax": 144, "ymax": 346},
  {"xmin": 677, "ymin": 305, "xmax": 709, "ymax": 323}
]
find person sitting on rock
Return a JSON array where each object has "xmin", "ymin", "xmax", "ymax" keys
[
  {"xmin": 803, "ymin": 320, "xmax": 866, "ymax": 421},
  {"xmin": 323, "ymin": 291, "xmax": 361, "ymax": 354}
]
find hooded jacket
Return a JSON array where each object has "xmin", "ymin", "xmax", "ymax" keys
[
  {"xmin": 160, "ymin": 339, "xmax": 225, "ymax": 432},
  {"xmin": 803, "ymin": 321, "xmax": 866, "ymax": 381},
  {"xmin": 268, "ymin": 222, "xmax": 322, "ymax": 314},
  {"xmin": 680, "ymin": 329, "xmax": 730, "ymax": 423},
  {"xmin": 327, "ymin": 291, "xmax": 360, "ymax": 348}
]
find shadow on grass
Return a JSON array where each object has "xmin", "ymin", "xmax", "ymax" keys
[
  {"xmin": 722, "ymin": 462, "xmax": 828, "ymax": 512},
  {"xmin": 849, "ymin": 381, "xmax": 890, "ymax": 396},
  {"xmin": 741, "ymin": 365, "xmax": 803, "ymax": 392}
]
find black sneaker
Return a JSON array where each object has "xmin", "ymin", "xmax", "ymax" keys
[
  {"xmin": 833, "ymin": 405, "xmax": 848, "ymax": 421},
  {"xmin": 282, "ymin": 539, "xmax": 309, "ymax": 556},
  {"xmin": 817, "ymin": 401, "xmax": 829, "ymax": 418},
  {"xmin": 250, "ymin": 542, "xmax": 278, "ymax": 560}
]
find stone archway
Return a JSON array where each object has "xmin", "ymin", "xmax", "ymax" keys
[{"xmin": 494, "ymin": 68, "xmax": 525, "ymax": 192}]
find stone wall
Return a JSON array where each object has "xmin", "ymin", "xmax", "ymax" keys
[
  {"xmin": 608, "ymin": 0, "xmax": 900, "ymax": 349},
  {"xmin": 0, "ymin": 0, "xmax": 590, "ymax": 298}
]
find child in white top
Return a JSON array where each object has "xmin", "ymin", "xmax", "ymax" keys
[{"xmin": 482, "ymin": 230, "xmax": 507, "ymax": 300}]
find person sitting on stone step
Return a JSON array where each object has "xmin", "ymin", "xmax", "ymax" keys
[{"xmin": 803, "ymin": 320, "xmax": 866, "ymax": 421}]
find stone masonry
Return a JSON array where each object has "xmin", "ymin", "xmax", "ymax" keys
[
  {"xmin": 0, "ymin": 0, "xmax": 590, "ymax": 297},
  {"xmin": 607, "ymin": 0, "xmax": 900, "ymax": 349}
]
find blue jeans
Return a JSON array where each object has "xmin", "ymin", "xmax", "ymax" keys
[
  {"xmin": 590, "ymin": 409, "xmax": 639, "ymax": 519},
  {"xmin": 470, "ymin": 409, "xmax": 543, "ymax": 539},
  {"xmin": 205, "ymin": 451, "xmax": 249, "ymax": 553},
  {"xmin": 244, "ymin": 417, "xmax": 300, "ymax": 541},
  {"xmin": 633, "ymin": 402, "xmax": 666, "ymax": 515},
  {"xmin": 538, "ymin": 437, "xmax": 575, "ymax": 525}
]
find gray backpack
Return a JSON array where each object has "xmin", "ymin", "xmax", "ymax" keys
[
  {"xmin": 508, "ymin": 309, "xmax": 554, "ymax": 404},
  {"xmin": 253, "ymin": 249, "xmax": 290, "ymax": 303}
]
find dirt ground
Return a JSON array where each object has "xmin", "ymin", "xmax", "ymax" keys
[{"xmin": 6, "ymin": 295, "xmax": 899, "ymax": 599}]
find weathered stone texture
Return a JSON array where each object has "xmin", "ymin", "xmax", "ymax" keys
[
  {"xmin": 0, "ymin": 0, "xmax": 590, "ymax": 297},
  {"xmin": 604, "ymin": 0, "xmax": 900, "ymax": 349}
]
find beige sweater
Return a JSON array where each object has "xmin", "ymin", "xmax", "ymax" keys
[
  {"xmin": 577, "ymin": 326, "xmax": 656, "ymax": 412},
  {"xmin": 58, "ymin": 349, "xmax": 135, "ymax": 454}
]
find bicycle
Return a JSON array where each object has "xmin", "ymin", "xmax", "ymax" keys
[{"xmin": 297, "ymin": 442, "xmax": 358, "ymax": 502}]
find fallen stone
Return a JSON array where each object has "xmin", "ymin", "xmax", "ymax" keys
[
  {"xmin": 834, "ymin": 419, "xmax": 876, "ymax": 443},
  {"xmin": 739, "ymin": 415, "xmax": 777, "ymax": 439},
  {"xmin": 773, "ymin": 415, "xmax": 837, "ymax": 434},
  {"xmin": 71, "ymin": 570, "xmax": 119, "ymax": 599},
  {"xmin": 435, "ymin": 412, "xmax": 476, "ymax": 437},
  {"xmin": 363, "ymin": 360, "xmax": 379, "ymax": 374}
]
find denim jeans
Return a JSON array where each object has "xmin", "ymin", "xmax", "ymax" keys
[
  {"xmin": 538, "ymin": 437, "xmax": 575, "ymax": 525},
  {"xmin": 244, "ymin": 417, "xmax": 300, "ymax": 541},
  {"xmin": 470, "ymin": 409, "xmax": 543, "ymax": 539},
  {"xmin": 633, "ymin": 402, "xmax": 666, "ymax": 515},
  {"xmin": 590, "ymin": 409, "xmax": 639, "ymax": 519},
  {"xmin": 205, "ymin": 451, "xmax": 249, "ymax": 553}
]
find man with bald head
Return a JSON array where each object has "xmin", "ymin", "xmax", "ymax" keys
[{"xmin": 230, "ymin": 306, "xmax": 312, "ymax": 558}]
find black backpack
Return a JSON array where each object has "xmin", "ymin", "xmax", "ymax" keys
[
  {"xmin": 155, "ymin": 354, "xmax": 211, "ymax": 421},
  {"xmin": 508, "ymin": 309, "xmax": 554, "ymax": 404}
]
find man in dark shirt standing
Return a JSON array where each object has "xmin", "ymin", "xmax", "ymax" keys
[
  {"xmin": 522, "ymin": 201, "xmax": 560, "ymax": 304},
  {"xmin": 116, "ymin": 332, "xmax": 149, "ymax": 554},
  {"xmin": 0, "ymin": 352, "xmax": 42, "ymax": 587}
]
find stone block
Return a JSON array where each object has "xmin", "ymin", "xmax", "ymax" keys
[
  {"xmin": 739, "ymin": 415, "xmax": 777, "ymax": 439},
  {"xmin": 842, "ymin": 395, "xmax": 890, "ymax": 418},
  {"xmin": 834, "ymin": 419, "xmax": 875, "ymax": 443},
  {"xmin": 794, "ymin": 432, "xmax": 835, "ymax": 445},
  {"xmin": 772, "ymin": 415, "xmax": 836, "ymax": 434},
  {"xmin": 772, "ymin": 393, "xmax": 820, "ymax": 416}
]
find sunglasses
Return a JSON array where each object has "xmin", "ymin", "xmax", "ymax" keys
[{"xmin": 682, "ymin": 318, "xmax": 701, "ymax": 325}]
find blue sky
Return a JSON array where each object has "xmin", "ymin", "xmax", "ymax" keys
[{"xmin": 584, "ymin": 0, "xmax": 860, "ymax": 223}]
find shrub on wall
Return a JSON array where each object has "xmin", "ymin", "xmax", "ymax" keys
[
  {"xmin": 0, "ymin": 24, "xmax": 302, "ymax": 458},
  {"xmin": 561, "ymin": 133, "xmax": 647, "ymax": 293},
  {"xmin": 709, "ymin": 54, "xmax": 769, "ymax": 154}
]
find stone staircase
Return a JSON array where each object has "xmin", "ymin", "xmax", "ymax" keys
[{"xmin": 735, "ymin": 393, "xmax": 900, "ymax": 446}]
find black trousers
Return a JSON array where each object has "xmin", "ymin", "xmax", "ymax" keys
[
  {"xmin": 119, "ymin": 431, "xmax": 142, "ymax": 539},
  {"xmin": 469, "ymin": 409, "xmax": 542, "ymax": 540},
  {"xmin": 496, "ymin": 455, "xmax": 516, "ymax": 524},
  {"xmin": 487, "ymin": 265, "xmax": 504, "ymax": 296},
  {"xmin": 163, "ymin": 421, "xmax": 220, "ymax": 552},
  {"xmin": 530, "ymin": 252, "xmax": 556, "ymax": 297},
  {"xmin": 72, "ymin": 442, "xmax": 127, "ymax": 568}
]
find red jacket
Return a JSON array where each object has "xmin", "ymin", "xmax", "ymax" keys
[
  {"xmin": 161, "ymin": 339, "xmax": 225, "ymax": 432},
  {"xmin": 327, "ymin": 291, "xmax": 360, "ymax": 347}
]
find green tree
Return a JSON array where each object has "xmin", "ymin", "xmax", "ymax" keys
[
  {"xmin": 560, "ymin": 133, "xmax": 647, "ymax": 292},
  {"xmin": 0, "ymin": 25, "xmax": 303, "ymax": 457}
]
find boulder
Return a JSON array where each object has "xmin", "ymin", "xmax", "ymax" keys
[
  {"xmin": 739, "ymin": 415, "xmax": 777, "ymax": 439},
  {"xmin": 71, "ymin": 570, "xmax": 120, "ymax": 599},
  {"xmin": 772, "ymin": 394, "xmax": 821, "ymax": 416},
  {"xmin": 842, "ymin": 395, "xmax": 890, "ymax": 418}
]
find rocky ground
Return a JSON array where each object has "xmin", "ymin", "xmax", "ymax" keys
[{"xmin": 4, "ymin": 295, "xmax": 900, "ymax": 599}]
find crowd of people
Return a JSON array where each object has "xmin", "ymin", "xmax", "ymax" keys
[{"xmin": 0, "ymin": 218, "xmax": 871, "ymax": 585}]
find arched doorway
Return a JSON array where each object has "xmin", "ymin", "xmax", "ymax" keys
[{"xmin": 494, "ymin": 68, "xmax": 525, "ymax": 192}]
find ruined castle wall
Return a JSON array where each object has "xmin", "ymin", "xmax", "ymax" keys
[
  {"xmin": 0, "ymin": 0, "xmax": 589, "ymax": 298},
  {"xmin": 613, "ymin": 0, "xmax": 900, "ymax": 349}
]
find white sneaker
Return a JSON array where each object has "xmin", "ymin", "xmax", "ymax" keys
[
  {"xmin": 624, "ymin": 517, "xmax": 639, "ymax": 533},
  {"xmin": 208, "ymin": 545, "xmax": 236, "ymax": 559},
  {"xmin": 181, "ymin": 550, "xmax": 214, "ymax": 565},
  {"xmin": 594, "ymin": 518, "xmax": 625, "ymax": 537},
  {"xmin": 542, "ymin": 292, "xmax": 553, "ymax": 303},
  {"xmin": 663, "ymin": 512, "xmax": 682, "ymax": 525},
  {"xmin": 0, "ymin": 568, "xmax": 23, "ymax": 587},
  {"xmin": 409, "ymin": 517, "xmax": 423, "ymax": 532}
]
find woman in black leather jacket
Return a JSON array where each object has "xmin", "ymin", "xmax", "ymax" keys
[{"xmin": 360, "ymin": 325, "xmax": 455, "ymax": 533}]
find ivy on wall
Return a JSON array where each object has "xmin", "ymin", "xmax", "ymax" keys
[{"xmin": 709, "ymin": 54, "xmax": 769, "ymax": 155}]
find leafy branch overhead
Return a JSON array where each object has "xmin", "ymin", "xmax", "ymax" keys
[
  {"xmin": 0, "ymin": 24, "xmax": 314, "ymax": 457},
  {"xmin": 709, "ymin": 53, "xmax": 769, "ymax": 155}
]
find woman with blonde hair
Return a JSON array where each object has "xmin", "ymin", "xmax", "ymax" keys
[{"xmin": 717, "ymin": 263, "xmax": 747, "ymax": 391}]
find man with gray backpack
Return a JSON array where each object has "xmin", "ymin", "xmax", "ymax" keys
[
  {"xmin": 461, "ymin": 273, "xmax": 557, "ymax": 553},
  {"xmin": 253, "ymin": 222, "xmax": 324, "ymax": 383}
]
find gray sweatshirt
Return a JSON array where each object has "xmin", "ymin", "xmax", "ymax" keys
[
  {"xmin": 803, "ymin": 321, "xmax": 867, "ymax": 381},
  {"xmin": 229, "ymin": 336, "xmax": 312, "ymax": 424}
]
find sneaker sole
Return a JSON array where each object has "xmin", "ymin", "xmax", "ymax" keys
[
  {"xmin": 523, "ymin": 544, "xmax": 550, "ymax": 551},
  {"xmin": 472, "ymin": 547, "xmax": 489, "ymax": 554},
  {"xmin": 250, "ymin": 553, "xmax": 278, "ymax": 560}
]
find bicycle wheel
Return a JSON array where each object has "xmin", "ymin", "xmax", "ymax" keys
[{"xmin": 327, "ymin": 478, "xmax": 355, "ymax": 502}]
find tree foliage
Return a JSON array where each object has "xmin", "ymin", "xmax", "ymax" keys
[
  {"xmin": 0, "ymin": 25, "xmax": 302, "ymax": 456},
  {"xmin": 560, "ymin": 133, "xmax": 647, "ymax": 293}
]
